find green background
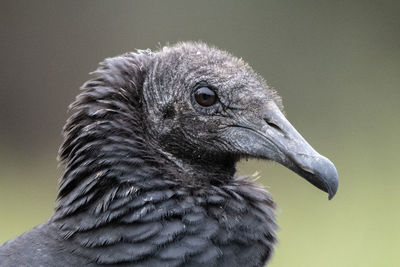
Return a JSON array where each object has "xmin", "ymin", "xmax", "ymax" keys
[{"xmin": 1, "ymin": 1, "xmax": 399, "ymax": 266}]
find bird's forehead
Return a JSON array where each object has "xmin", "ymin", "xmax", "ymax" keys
[
  {"xmin": 159, "ymin": 43, "xmax": 253, "ymax": 78},
  {"xmin": 154, "ymin": 43, "xmax": 273, "ymax": 100}
]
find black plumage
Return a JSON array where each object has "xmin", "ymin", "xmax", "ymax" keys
[{"xmin": 0, "ymin": 42, "xmax": 338, "ymax": 266}]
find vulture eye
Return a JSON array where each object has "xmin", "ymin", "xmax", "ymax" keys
[{"xmin": 194, "ymin": 87, "xmax": 217, "ymax": 107}]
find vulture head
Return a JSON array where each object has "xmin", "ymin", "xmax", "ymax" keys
[
  {"xmin": 54, "ymin": 42, "xmax": 338, "ymax": 266},
  {"xmin": 139, "ymin": 43, "xmax": 338, "ymax": 196}
]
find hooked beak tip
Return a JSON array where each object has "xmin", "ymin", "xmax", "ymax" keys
[
  {"xmin": 313, "ymin": 157, "xmax": 338, "ymax": 200},
  {"xmin": 291, "ymin": 153, "xmax": 338, "ymax": 200},
  {"xmin": 327, "ymin": 164, "xmax": 339, "ymax": 200}
]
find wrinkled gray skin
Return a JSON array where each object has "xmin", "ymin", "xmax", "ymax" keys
[
  {"xmin": 0, "ymin": 42, "xmax": 338, "ymax": 267},
  {"xmin": 146, "ymin": 44, "xmax": 337, "ymax": 197}
]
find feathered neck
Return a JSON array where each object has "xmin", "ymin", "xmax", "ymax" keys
[{"xmin": 55, "ymin": 54, "xmax": 159, "ymax": 218}]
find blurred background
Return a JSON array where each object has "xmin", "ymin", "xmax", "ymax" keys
[{"xmin": 1, "ymin": 1, "xmax": 399, "ymax": 266}]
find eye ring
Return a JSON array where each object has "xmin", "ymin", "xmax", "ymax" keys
[{"xmin": 194, "ymin": 86, "xmax": 217, "ymax": 107}]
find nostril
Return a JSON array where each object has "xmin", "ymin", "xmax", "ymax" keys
[{"xmin": 265, "ymin": 119, "xmax": 283, "ymax": 133}]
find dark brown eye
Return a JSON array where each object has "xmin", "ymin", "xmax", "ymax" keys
[{"xmin": 194, "ymin": 87, "xmax": 217, "ymax": 107}]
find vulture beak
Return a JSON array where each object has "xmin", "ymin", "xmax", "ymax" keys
[{"xmin": 231, "ymin": 101, "xmax": 338, "ymax": 199}]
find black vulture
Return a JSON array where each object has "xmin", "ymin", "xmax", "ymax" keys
[{"xmin": 0, "ymin": 42, "xmax": 338, "ymax": 267}]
